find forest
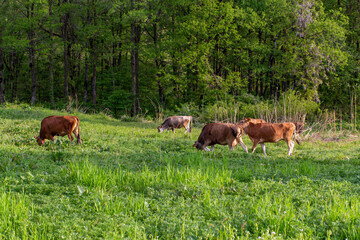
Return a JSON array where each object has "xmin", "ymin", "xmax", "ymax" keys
[{"xmin": 0, "ymin": 0, "xmax": 359, "ymax": 121}]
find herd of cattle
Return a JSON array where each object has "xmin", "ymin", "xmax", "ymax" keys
[
  {"xmin": 158, "ymin": 116, "xmax": 304, "ymax": 156},
  {"xmin": 34, "ymin": 115, "xmax": 304, "ymax": 156}
]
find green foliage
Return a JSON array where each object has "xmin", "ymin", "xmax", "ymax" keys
[
  {"xmin": 104, "ymin": 89, "xmax": 133, "ymax": 118},
  {"xmin": 1, "ymin": 0, "xmax": 358, "ymax": 120},
  {"xmin": 173, "ymin": 91, "xmax": 319, "ymax": 123}
]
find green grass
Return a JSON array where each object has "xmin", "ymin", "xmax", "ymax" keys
[{"xmin": 1, "ymin": 104, "xmax": 360, "ymax": 239}]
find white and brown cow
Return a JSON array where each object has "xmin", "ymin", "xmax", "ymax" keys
[
  {"xmin": 158, "ymin": 116, "xmax": 192, "ymax": 133},
  {"xmin": 193, "ymin": 123, "xmax": 248, "ymax": 152},
  {"xmin": 238, "ymin": 119, "xmax": 299, "ymax": 156}
]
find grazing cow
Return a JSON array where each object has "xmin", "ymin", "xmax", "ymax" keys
[
  {"xmin": 193, "ymin": 123, "xmax": 248, "ymax": 153},
  {"xmin": 237, "ymin": 118, "xmax": 266, "ymax": 125},
  {"xmin": 238, "ymin": 119, "xmax": 299, "ymax": 156},
  {"xmin": 35, "ymin": 115, "xmax": 81, "ymax": 146},
  {"xmin": 158, "ymin": 116, "xmax": 192, "ymax": 133},
  {"xmin": 293, "ymin": 121, "xmax": 305, "ymax": 134}
]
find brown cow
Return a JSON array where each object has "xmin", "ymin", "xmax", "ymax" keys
[
  {"xmin": 238, "ymin": 119, "xmax": 299, "ymax": 156},
  {"xmin": 158, "ymin": 116, "xmax": 192, "ymax": 133},
  {"xmin": 237, "ymin": 118, "xmax": 266, "ymax": 125},
  {"xmin": 193, "ymin": 123, "xmax": 248, "ymax": 152},
  {"xmin": 293, "ymin": 121, "xmax": 305, "ymax": 134},
  {"xmin": 35, "ymin": 115, "xmax": 81, "ymax": 146}
]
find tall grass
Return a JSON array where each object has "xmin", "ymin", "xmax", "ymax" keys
[
  {"xmin": 66, "ymin": 155, "xmax": 233, "ymax": 192},
  {"xmin": 0, "ymin": 189, "xmax": 29, "ymax": 239}
]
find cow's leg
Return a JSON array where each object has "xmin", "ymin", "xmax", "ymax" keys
[
  {"xmin": 288, "ymin": 140, "xmax": 295, "ymax": 156},
  {"xmin": 72, "ymin": 123, "xmax": 81, "ymax": 144},
  {"xmin": 251, "ymin": 141, "xmax": 259, "ymax": 153},
  {"xmin": 77, "ymin": 134, "xmax": 82, "ymax": 144},
  {"xmin": 172, "ymin": 128, "xmax": 175, "ymax": 133},
  {"xmin": 237, "ymin": 137, "xmax": 248, "ymax": 153},
  {"xmin": 228, "ymin": 139, "xmax": 238, "ymax": 151},
  {"xmin": 74, "ymin": 131, "xmax": 81, "ymax": 144},
  {"xmin": 184, "ymin": 121, "xmax": 190, "ymax": 133},
  {"xmin": 184, "ymin": 127, "xmax": 190, "ymax": 134},
  {"xmin": 68, "ymin": 132, "xmax": 74, "ymax": 142},
  {"xmin": 203, "ymin": 140, "xmax": 211, "ymax": 151},
  {"xmin": 46, "ymin": 134, "xmax": 55, "ymax": 141},
  {"xmin": 286, "ymin": 139, "xmax": 294, "ymax": 156},
  {"xmin": 73, "ymin": 130, "xmax": 81, "ymax": 144},
  {"xmin": 210, "ymin": 145, "xmax": 215, "ymax": 151},
  {"xmin": 260, "ymin": 143, "xmax": 266, "ymax": 156}
]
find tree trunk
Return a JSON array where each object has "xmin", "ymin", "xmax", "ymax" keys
[
  {"xmin": 48, "ymin": 0, "xmax": 55, "ymax": 107},
  {"xmin": 91, "ymin": 46, "xmax": 97, "ymax": 105},
  {"xmin": 62, "ymin": 1, "xmax": 69, "ymax": 102},
  {"xmin": 90, "ymin": 0, "xmax": 97, "ymax": 105},
  {"xmin": 153, "ymin": 23, "xmax": 164, "ymax": 106},
  {"xmin": 10, "ymin": 52, "xmax": 18, "ymax": 103},
  {"xmin": 260, "ymin": 74, "xmax": 264, "ymax": 97},
  {"xmin": 84, "ymin": 53, "xmax": 88, "ymax": 104},
  {"xmin": 28, "ymin": 3, "xmax": 36, "ymax": 105},
  {"xmin": 0, "ymin": 25, "xmax": 5, "ymax": 104},
  {"xmin": 0, "ymin": 46, "xmax": 4, "ymax": 104},
  {"xmin": 247, "ymin": 50, "xmax": 252, "ymax": 93},
  {"xmin": 131, "ymin": 0, "xmax": 141, "ymax": 115}
]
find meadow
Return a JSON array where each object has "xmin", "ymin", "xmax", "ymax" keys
[{"xmin": 1, "ymin": 104, "xmax": 360, "ymax": 239}]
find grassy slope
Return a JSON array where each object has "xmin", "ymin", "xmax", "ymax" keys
[{"xmin": 1, "ymin": 104, "xmax": 360, "ymax": 239}]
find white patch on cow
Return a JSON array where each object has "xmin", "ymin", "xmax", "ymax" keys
[
  {"xmin": 204, "ymin": 147, "xmax": 210, "ymax": 151},
  {"xmin": 288, "ymin": 140, "xmax": 295, "ymax": 156}
]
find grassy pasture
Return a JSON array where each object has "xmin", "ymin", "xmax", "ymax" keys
[{"xmin": 1, "ymin": 104, "xmax": 360, "ymax": 239}]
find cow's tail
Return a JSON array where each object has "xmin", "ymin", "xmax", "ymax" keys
[{"xmin": 75, "ymin": 117, "xmax": 82, "ymax": 144}]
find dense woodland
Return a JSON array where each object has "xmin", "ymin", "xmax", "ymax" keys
[{"xmin": 0, "ymin": 0, "xmax": 359, "ymax": 120}]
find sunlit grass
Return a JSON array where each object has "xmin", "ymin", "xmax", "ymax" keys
[{"xmin": 1, "ymin": 104, "xmax": 360, "ymax": 239}]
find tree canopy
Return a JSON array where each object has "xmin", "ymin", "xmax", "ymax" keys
[{"xmin": 0, "ymin": 0, "xmax": 359, "ymax": 120}]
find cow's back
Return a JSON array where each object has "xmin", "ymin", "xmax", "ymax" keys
[
  {"xmin": 237, "ymin": 118, "xmax": 266, "ymax": 125},
  {"xmin": 246, "ymin": 122, "xmax": 295, "ymax": 142},
  {"xmin": 198, "ymin": 123, "xmax": 238, "ymax": 145},
  {"xmin": 40, "ymin": 116, "xmax": 76, "ymax": 136},
  {"xmin": 167, "ymin": 116, "xmax": 190, "ymax": 128}
]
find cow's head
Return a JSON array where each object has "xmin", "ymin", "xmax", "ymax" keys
[
  {"xmin": 35, "ymin": 136, "xmax": 45, "ymax": 146},
  {"xmin": 157, "ymin": 126, "xmax": 164, "ymax": 133},
  {"xmin": 193, "ymin": 141, "xmax": 203, "ymax": 150},
  {"xmin": 237, "ymin": 118, "xmax": 251, "ymax": 128}
]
